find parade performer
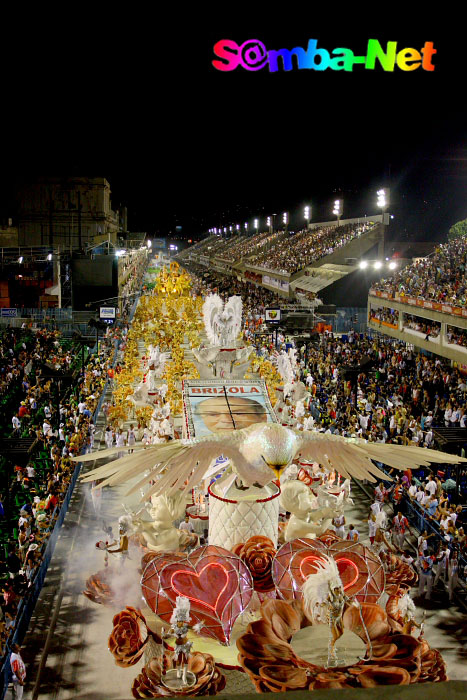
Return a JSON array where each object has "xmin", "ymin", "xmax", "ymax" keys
[{"xmin": 106, "ymin": 516, "xmax": 131, "ymax": 565}]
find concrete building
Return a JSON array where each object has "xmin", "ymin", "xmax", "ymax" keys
[{"xmin": 18, "ymin": 177, "xmax": 122, "ymax": 249}]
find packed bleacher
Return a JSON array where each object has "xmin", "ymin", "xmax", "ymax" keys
[
  {"xmin": 176, "ymin": 234, "xmax": 217, "ymax": 257},
  {"xmin": 246, "ymin": 222, "xmax": 374, "ymax": 275},
  {"xmin": 403, "ymin": 314, "xmax": 441, "ymax": 338},
  {"xmin": 446, "ymin": 325, "xmax": 467, "ymax": 348},
  {"xmin": 217, "ymin": 230, "xmax": 282, "ymax": 261},
  {"xmin": 369, "ymin": 306, "xmax": 399, "ymax": 326},
  {"xmin": 0, "ymin": 323, "xmax": 124, "ymax": 658},
  {"xmin": 371, "ymin": 235, "xmax": 467, "ymax": 306}
]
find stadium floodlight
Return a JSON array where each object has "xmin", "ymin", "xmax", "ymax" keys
[
  {"xmin": 223, "ymin": 227, "xmax": 227, "ymax": 233},
  {"xmin": 254, "ymin": 218, "xmax": 259, "ymax": 231},
  {"xmin": 236, "ymin": 224, "xmax": 240, "ymax": 231},
  {"xmin": 282, "ymin": 212, "xmax": 288, "ymax": 226},
  {"xmin": 304, "ymin": 205, "xmax": 311, "ymax": 222},
  {"xmin": 374, "ymin": 261, "xmax": 382, "ymax": 269},
  {"xmin": 244, "ymin": 222, "xmax": 248, "ymax": 230},
  {"xmin": 229, "ymin": 226, "xmax": 232, "ymax": 232},
  {"xmin": 359, "ymin": 260, "xmax": 368, "ymax": 269},
  {"xmin": 389, "ymin": 261, "xmax": 397, "ymax": 270},
  {"xmin": 332, "ymin": 199, "xmax": 343, "ymax": 227},
  {"xmin": 18, "ymin": 256, "xmax": 23, "ymax": 263},
  {"xmin": 377, "ymin": 188, "xmax": 389, "ymax": 223},
  {"xmin": 377, "ymin": 188, "xmax": 387, "ymax": 208}
]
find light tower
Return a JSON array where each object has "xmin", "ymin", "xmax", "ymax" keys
[{"xmin": 332, "ymin": 199, "xmax": 342, "ymax": 226}]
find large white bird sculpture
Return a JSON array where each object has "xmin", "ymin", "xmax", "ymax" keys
[{"xmin": 74, "ymin": 423, "xmax": 467, "ymax": 502}]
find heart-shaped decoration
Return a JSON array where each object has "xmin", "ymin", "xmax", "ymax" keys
[
  {"xmin": 298, "ymin": 554, "xmax": 360, "ymax": 591},
  {"xmin": 141, "ymin": 545, "xmax": 253, "ymax": 645},
  {"xmin": 272, "ymin": 536, "xmax": 385, "ymax": 604},
  {"xmin": 171, "ymin": 563, "xmax": 229, "ymax": 613}
]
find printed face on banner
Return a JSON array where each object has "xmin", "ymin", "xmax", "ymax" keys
[{"xmin": 187, "ymin": 384, "xmax": 274, "ymax": 437}]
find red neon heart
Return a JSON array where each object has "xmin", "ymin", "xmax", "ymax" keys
[
  {"xmin": 299, "ymin": 555, "xmax": 359, "ymax": 591},
  {"xmin": 299, "ymin": 554, "xmax": 326, "ymax": 579},
  {"xmin": 171, "ymin": 563, "xmax": 229, "ymax": 613},
  {"xmin": 334, "ymin": 557, "xmax": 360, "ymax": 590},
  {"xmin": 141, "ymin": 546, "xmax": 254, "ymax": 646}
]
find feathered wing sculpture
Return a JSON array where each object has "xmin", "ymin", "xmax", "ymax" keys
[
  {"xmin": 273, "ymin": 351, "xmax": 295, "ymax": 385},
  {"xmin": 223, "ymin": 295, "xmax": 242, "ymax": 344},
  {"xmin": 202, "ymin": 294, "xmax": 224, "ymax": 346},
  {"xmin": 73, "ymin": 423, "xmax": 467, "ymax": 502}
]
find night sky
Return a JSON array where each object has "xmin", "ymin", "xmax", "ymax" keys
[{"xmin": 0, "ymin": 12, "xmax": 464, "ymax": 243}]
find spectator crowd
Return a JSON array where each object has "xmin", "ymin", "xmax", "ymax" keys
[
  {"xmin": 371, "ymin": 235, "xmax": 467, "ymax": 307},
  {"xmin": 0, "ymin": 322, "xmax": 123, "ymax": 659}
]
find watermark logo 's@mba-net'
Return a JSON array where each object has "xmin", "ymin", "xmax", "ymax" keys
[{"xmin": 212, "ymin": 38, "xmax": 437, "ymax": 73}]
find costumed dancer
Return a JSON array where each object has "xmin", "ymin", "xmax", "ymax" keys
[
  {"xmin": 392, "ymin": 510, "xmax": 412, "ymax": 551},
  {"xmin": 332, "ymin": 512, "xmax": 346, "ymax": 539},
  {"xmin": 161, "ymin": 596, "xmax": 204, "ymax": 687},
  {"xmin": 372, "ymin": 510, "xmax": 393, "ymax": 557},
  {"xmin": 127, "ymin": 424, "xmax": 136, "ymax": 453},
  {"xmin": 105, "ymin": 426, "xmax": 114, "ymax": 449},
  {"xmin": 106, "ymin": 516, "xmax": 131, "ymax": 565}
]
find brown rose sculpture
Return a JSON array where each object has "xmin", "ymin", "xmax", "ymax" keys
[
  {"xmin": 131, "ymin": 651, "xmax": 226, "ymax": 698},
  {"xmin": 83, "ymin": 569, "xmax": 115, "ymax": 606},
  {"xmin": 232, "ymin": 536, "xmax": 276, "ymax": 592},
  {"xmin": 237, "ymin": 596, "xmax": 447, "ymax": 691},
  {"xmin": 108, "ymin": 606, "xmax": 150, "ymax": 667},
  {"xmin": 384, "ymin": 553, "xmax": 419, "ymax": 589}
]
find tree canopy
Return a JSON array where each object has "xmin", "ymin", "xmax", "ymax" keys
[{"xmin": 448, "ymin": 218, "xmax": 467, "ymax": 240}]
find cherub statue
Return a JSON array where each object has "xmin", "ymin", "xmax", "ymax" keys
[
  {"xmin": 280, "ymin": 481, "xmax": 338, "ymax": 540},
  {"xmin": 122, "ymin": 491, "xmax": 190, "ymax": 552}
]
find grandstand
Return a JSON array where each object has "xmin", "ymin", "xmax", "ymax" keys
[
  {"xmin": 367, "ymin": 235, "xmax": 467, "ymax": 364},
  {"xmin": 178, "ymin": 216, "xmax": 386, "ymax": 306}
]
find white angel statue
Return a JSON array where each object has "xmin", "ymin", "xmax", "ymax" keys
[{"xmin": 202, "ymin": 294, "xmax": 242, "ymax": 347}]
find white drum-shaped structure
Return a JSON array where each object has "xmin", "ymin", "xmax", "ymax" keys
[{"xmin": 208, "ymin": 481, "xmax": 280, "ymax": 550}]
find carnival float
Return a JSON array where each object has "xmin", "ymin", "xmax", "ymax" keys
[{"xmin": 76, "ymin": 263, "xmax": 461, "ymax": 696}]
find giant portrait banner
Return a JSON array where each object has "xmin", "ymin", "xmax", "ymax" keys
[{"xmin": 182, "ymin": 379, "xmax": 277, "ymax": 439}]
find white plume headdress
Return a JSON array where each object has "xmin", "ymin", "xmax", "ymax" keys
[
  {"xmin": 170, "ymin": 595, "xmax": 192, "ymax": 624},
  {"xmin": 118, "ymin": 514, "xmax": 133, "ymax": 534},
  {"xmin": 302, "ymin": 555, "xmax": 343, "ymax": 623},
  {"xmin": 396, "ymin": 591, "xmax": 416, "ymax": 621},
  {"xmin": 375, "ymin": 510, "xmax": 387, "ymax": 529}
]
